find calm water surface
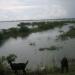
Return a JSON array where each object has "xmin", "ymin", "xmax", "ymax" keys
[{"xmin": 0, "ymin": 22, "xmax": 75, "ymax": 70}]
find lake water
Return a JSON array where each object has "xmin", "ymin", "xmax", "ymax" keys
[{"xmin": 0, "ymin": 22, "xmax": 75, "ymax": 70}]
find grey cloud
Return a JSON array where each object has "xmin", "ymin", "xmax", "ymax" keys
[{"xmin": 0, "ymin": 0, "xmax": 75, "ymax": 20}]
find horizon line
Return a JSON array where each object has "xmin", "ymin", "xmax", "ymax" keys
[{"xmin": 0, "ymin": 18, "xmax": 75, "ymax": 22}]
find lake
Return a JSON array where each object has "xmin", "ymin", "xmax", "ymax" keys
[{"xmin": 0, "ymin": 21, "xmax": 75, "ymax": 70}]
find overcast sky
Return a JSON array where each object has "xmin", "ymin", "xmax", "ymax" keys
[{"xmin": 0, "ymin": 0, "xmax": 75, "ymax": 21}]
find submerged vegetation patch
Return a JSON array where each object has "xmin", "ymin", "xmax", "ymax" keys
[
  {"xmin": 39, "ymin": 46, "xmax": 62, "ymax": 51},
  {"xmin": 0, "ymin": 20, "xmax": 75, "ymax": 46}
]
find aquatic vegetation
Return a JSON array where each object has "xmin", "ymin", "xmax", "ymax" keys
[
  {"xmin": 35, "ymin": 21, "xmax": 65, "ymax": 32},
  {"xmin": 29, "ymin": 42, "xmax": 36, "ymax": 46},
  {"xmin": 17, "ymin": 22, "xmax": 31, "ymax": 27},
  {"xmin": 47, "ymin": 46, "xmax": 60, "ymax": 50},
  {"xmin": 17, "ymin": 20, "xmax": 75, "ymax": 32},
  {"xmin": 39, "ymin": 48, "xmax": 46, "ymax": 51},
  {"xmin": 0, "ymin": 20, "xmax": 75, "ymax": 46},
  {"xmin": 39, "ymin": 46, "xmax": 61, "ymax": 51},
  {"xmin": 0, "ymin": 32, "xmax": 4, "ymax": 40},
  {"xmin": 58, "ymin": 27, "xmax": 75, "ymax": 40},
  {"xmin": 0, "ymin": 26, "xmax": 31, "ymax": 46},
  {"xmin": 0, "ymin": 26, "xmax": 30, "ymax": 40},
  {"xmin": 30, "ymin": 20, "xmax": 75, "ymax": 32}
]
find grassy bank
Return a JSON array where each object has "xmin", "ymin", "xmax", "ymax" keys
[{"xmin": 0, "ymin": 54, "xmax": 75, "ymax": 75}]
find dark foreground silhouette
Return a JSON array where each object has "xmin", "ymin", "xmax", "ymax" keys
[
  {"xmin": 7, "ymin": 60, "xmax": 29, "ymax": 75},
  {"xmin": 61, "ymin": 57, "xmax": 69, "ymax": 73}
]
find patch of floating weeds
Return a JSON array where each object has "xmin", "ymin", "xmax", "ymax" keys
[{"xmin": 39, "ymin": 46, "xmax": 62, "ymax": 51}]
